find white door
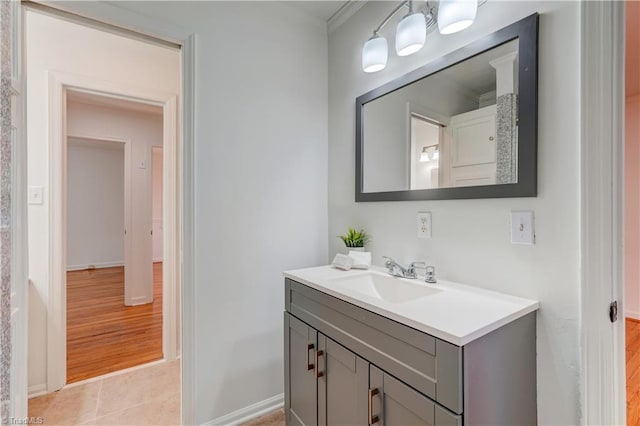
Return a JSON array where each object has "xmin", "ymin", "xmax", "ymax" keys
[
  {"xmin": 449, "ymin": 105, "xmax": 497, "ymax": 187},
  {"xmin": 2, "ymin": 0, "xmax": 28, "ymax": 421}
]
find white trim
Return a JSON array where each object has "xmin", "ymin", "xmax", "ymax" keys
[
  {"xmin": 181, "ymin": 33, "xmax": 196, "ymax": 426},
  {"xmin": 46, "ymin": 70, "xmax": 181, "ymax": 392},
  {"xmin": 12, "ymin": 1, "xmax": 29, "ymax": 419},
  {"xmin": 580, "ymin": 2, "xmax": 626, "ymax": 425},
  {"xmin": 130, "ymin": 295, "xmax": 152, "ymax": 305},
  {"xmin": 27, "ymin": 384, "xmax": 48, "ymax": 399},
  {"xmin": 66, "ymin": 262, "xmax": 124, "ymax": 271},
  {"xmin": 327, "ymin": 0, "xmax": 367, "ymax": 34},
  {"xmin": 202, "ymin": 394, "xmax": 284, "ymax": 426}
]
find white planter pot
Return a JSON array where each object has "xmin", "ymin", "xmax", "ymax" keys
[{"xmin": 347, "ymin": 247, "xmax": 365, "ymax": 252}]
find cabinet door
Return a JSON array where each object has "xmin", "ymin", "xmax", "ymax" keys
[
  {"xmin": 285, "ymin": 313, "xmax": 318, "ymax": 426},
  {"xmin": 317, "ymin": 334, "xmax": 368, "ymax": 426},
  {"xmin": 369, "ymin": 366, "xmax": 461, "ymax": 426}
]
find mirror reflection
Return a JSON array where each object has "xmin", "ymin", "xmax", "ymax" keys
[{"xmin": 362, "ymin": 39, "xmax": 519, "ymax": 193}]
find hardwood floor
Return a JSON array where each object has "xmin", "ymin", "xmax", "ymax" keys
[
  {"xmin": 67, "ymin": 263, "xmax": 163, "ymax": 383},
  {"xmin": 628, "ymin": 318, "xmax": 640, "ymax": 424}
]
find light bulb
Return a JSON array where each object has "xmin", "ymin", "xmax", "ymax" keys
[
  {"xmin": 396, "ymin": 12, "xmax": 426, "ymax": 56},
  {"xmin": 438, "ymin": 0, "xmax": 478, "ymax": 35},
  {"xmin": 362, "ymin": 35, "xmax": 388, "ymax": 73},
  {"xmin": 419, "ymin": 147, "xmax": 430, "ymax": 162}
]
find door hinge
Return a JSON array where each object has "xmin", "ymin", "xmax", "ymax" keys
[{"xmin": 609, "ymin": 301, "xmax": 618, "ymax": 323}]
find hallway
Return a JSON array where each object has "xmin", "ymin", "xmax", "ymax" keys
[{"xmin": 67, "ymin": 263, "xmax": 163, "ymax": 383}]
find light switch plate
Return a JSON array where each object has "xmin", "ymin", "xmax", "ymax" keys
[
  {"xmin": 28, "ymin": 186, "xmax": 44, "ymax": 205},
  {"xmin": 417, "ymin": 212, "xmax": 432, "ymax": 239},
  {"xmin": 511, "ymin": 211, "xmax": 535, "ymax": 244}
]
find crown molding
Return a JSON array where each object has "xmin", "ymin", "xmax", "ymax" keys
[{"xmin": 328, "ymin": 0, "xmax": 368, "ymax": 34}]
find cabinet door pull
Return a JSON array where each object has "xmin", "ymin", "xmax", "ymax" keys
[
  {"xmin": 307, "ymin": 344, "xmax": 314, "ymax": 371},
  {"xmin": 368, "ymin": 388, "xmax": 379, "ymax": 424},
  {"xmin": 315, "ymin": 350, "xmax": 324, "ymax": 378}
]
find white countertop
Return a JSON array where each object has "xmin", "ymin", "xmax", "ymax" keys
[{"xmin": 284, "ymin": 265, "xmax": 539, "ymax": 346}]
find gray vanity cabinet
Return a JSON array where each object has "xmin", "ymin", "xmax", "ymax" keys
[
  {"xmin": 317, "ymin": 335, "xmax": 369, "ymax": 425},
  {"xmin": 285, "ymin": 313, "xmax": 318, "ymax": 426},
  {"xmin": 284, "ymin": 278, "xmax": 536, "ymax": 426},
  {"xmin": 285, "ymin": 312, "xmax": 368, "ymax": 426},
  {"xmin": 370, "ymin": 366, "xmax": 460, "ymax": 426}
]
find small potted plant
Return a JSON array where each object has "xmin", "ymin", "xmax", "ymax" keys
[{"xmin": 338, "ymin": 228, "xmax": 369, "ymax": 252}]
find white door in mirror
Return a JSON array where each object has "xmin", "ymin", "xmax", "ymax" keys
[{"xmin": 511, "ymin": 211, "xmax": 535, "ymax": 244}]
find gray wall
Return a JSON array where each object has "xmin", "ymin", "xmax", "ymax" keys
[{"xmin": 329, "ymin": 2, "xmax": 580, "ymax": 424}]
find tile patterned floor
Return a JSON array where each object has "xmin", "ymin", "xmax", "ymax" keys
[
  {"xmin": 28, "ymin": 360, "xmax": 180, "ymax": 425},
  {"xmin": 241, "ymin": 409, "xmax": 284, "ymax": 426}
]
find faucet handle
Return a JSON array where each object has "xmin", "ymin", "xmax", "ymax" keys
[
  {"xmin": 425, "ymin": 266, "xmax": 437, "ymax": 284},
  {"xmin": 382, "ymin": 256, "xmax": 394, "ymax": 267},
  {"xmin": 405, "ymin": 261, "xmax": 426, "ymax": 279}
]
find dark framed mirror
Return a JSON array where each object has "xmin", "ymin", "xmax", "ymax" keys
[{"xmin": 356, "ymin": 13, "xmax": 538, "ymax": 202}]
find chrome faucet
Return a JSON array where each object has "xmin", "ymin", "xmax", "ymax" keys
[
  {"xmin": 382, "ymin": 257, "xmax": 425, "ymax": 279},
  {"xmin": 383, "ymin": 256, "xmax": 437, "ymax": 282}
]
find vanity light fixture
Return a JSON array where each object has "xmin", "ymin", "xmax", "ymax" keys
[
  {"xmin": 396, "ymin": 11, "xmax": 427, "ymax": 56},
  {"xmin": 438, "ymin": 0, "xmax": 478, "ymax": 35},
  {"xmin": 419, "ymin": 146, "xmax": 430, "ymax": 162},
  {"xmin": 362, "ymin": 0, "xmax": 485, "ymax": 73},
  {"xmin": 419, "ymin": 146, "xmax": 439, "ymax": 162}
]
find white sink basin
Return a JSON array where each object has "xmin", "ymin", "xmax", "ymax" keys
[{"xmin": 328, "ymin": 273, "xmax": 441, "ymax": 304}]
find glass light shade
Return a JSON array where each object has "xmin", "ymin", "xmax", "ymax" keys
[
  {"xmin": 438, "ymin": 0, "xmax": 478, "ymax": 35},
  {"xmin": 419, "ymin": 147, "xmax": 430, "ymax": 162},
  {"xmin": 362, "ymin": 35, "xmax": 388, "ymax": 73},
  {"xmin": 432, "ymin": 147, "xmax": 439, "ymax": 160},
  {"xmin": 395, "ymin": 12, "xmax": 426, "ymax": 56}
]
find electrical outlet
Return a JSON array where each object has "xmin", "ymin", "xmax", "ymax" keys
[
  {"xmin": 417, "ymin": 212, "xmax": 432, "ymax": 238},
  {"xmin": 511, "ymin": 211, "xmax": 535, "ymax": 244}
]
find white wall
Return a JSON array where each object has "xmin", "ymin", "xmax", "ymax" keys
[
  {"xmin": 32, "ymin": 2, "xmax": 329, "ymax": 423},
  {"xmin": 67, "ymin": 138, "xmax": 125, "ymax": 270},
  {"xmin": 329, "ymin": 2, "xmax": 580, "ymax": 425},
  {"xmin": 26, "ymin": 10, "xmax": 179, "ymax": 393}
]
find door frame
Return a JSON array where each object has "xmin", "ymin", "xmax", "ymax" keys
[
  {"xmin": 47, "ymin": 71, "xmax": 180, "ymax": 390},
  {"xmin": 580, "ymin": 1, "xmax": 626, "ymax": 425},
  {"xmin": 20, "ymin": 2, "xmax": 196, "ymax": 423}
]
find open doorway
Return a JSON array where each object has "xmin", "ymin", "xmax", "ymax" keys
[
  {"xmin": 65, "ymin": 91, "xmax": 165, "ymax": 383},
  {"xmin": 24, "ymin": 8, "xmax": 183, "ymax": 424}
]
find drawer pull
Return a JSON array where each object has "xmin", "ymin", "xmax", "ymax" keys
[
  {"xmin": 307, "ymin": 344, "xmax": 314, "ymax": 371},
  {"xmin": 315, "ymin": 350, "xmax": 324, "ymax": 378},
  {"xmin": 368, "ymin": 388, "xmax": 379, "ymax": 424}
]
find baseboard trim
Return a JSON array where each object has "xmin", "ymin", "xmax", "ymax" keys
[
  {"xmin": 202, "ymin": 393, "xmax": 284, "ymax": 426},
  {"xmin": 67, "ymin": 261, "xmax": 124, "ymax": 271},
  {"xmin": 627, "ymin": 311, "xmax": 640, "ymax": 321},
  {"xmin": 130, "ymin": 296, "xmax": 153, "ymax": 305},
  {"xmin": 28, "ymin": 383, "xmax": 48, "ymax": 399}
]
